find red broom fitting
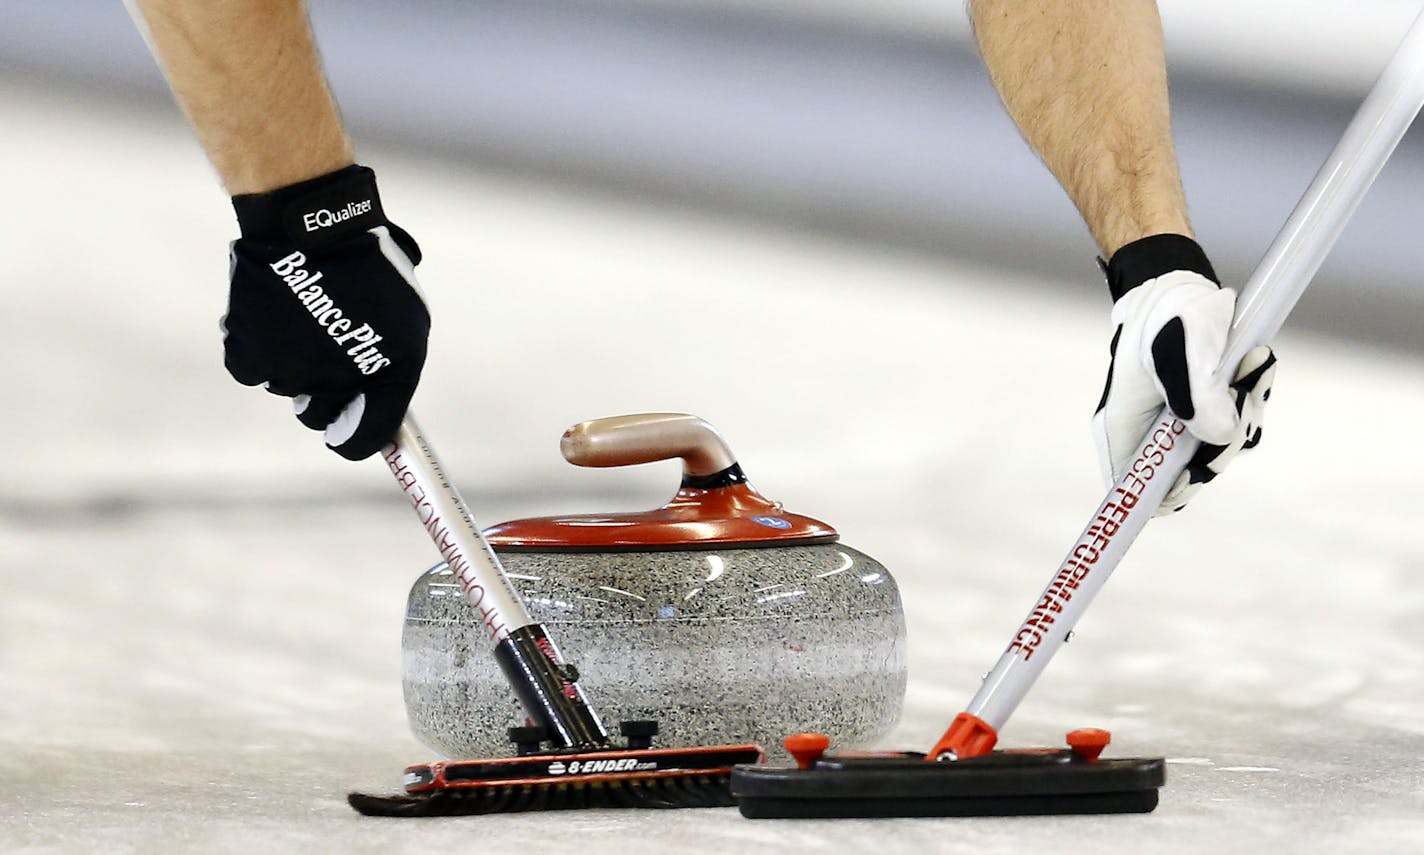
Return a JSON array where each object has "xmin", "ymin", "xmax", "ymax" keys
[
  {"xmin": 1066, "ymin": 728, "xmax": 1111, "ymax": 763},
  {"xmin": 928, "ymin": 712, "xmax": 998, "ymax": 760},
  {"xmin": 784, "ymin": 733, "xmax": 831, "ymax": 770}
]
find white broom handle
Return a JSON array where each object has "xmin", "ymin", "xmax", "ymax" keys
[
  {"xmin": 962, "ymin": 9, "xmax": 1424, "ymax": 737},
  {"xmin": 380, "ymin": 414, "xmax": 533, "ymax": 644},
  {"xmin": 1226, "ymin": 13, "xmax": 1424, "ymax": 368}
]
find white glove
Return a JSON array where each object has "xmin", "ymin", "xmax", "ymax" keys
[{"xmin": 1092, "ymin": 235, "xmax": 1277, "ymax": 515}]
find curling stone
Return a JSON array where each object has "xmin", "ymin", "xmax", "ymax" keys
[{"xmin": 402, "ymin": 413, "xmax": 907, "ymax": 760}]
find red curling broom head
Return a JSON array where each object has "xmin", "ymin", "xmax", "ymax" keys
[{"xmin": 350, "ymin": 741, "xmax": 764, "ymax": 817}]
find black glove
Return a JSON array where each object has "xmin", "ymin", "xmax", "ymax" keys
[{"xmin": 225, "ymin": 165, "xmax": 429, "ymax": 460}]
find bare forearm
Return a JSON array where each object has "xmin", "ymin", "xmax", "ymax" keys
[
  {"xmin": 970, "ymin": 0, "xmax": 1191, "ymax": 256},
  {"xmin": 129, "ymin": 0, "xmax": 353, "ymax": 194}
]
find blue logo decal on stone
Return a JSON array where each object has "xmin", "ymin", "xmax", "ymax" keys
[{"xmin": 751, "ymin": 516, "xmax": 792, "ymax": 530}]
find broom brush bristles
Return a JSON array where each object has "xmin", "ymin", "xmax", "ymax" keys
[{"xmin": 348, "ymin": 771, "xmax": 736, "ymax": 817}]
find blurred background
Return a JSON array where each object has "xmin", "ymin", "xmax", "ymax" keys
[
  {"xmin": 2, "ymin": 3, "xmax": 1422, "ymax": 851},
  {"xmin": 5, "ymin": 0, "xmax": 1423, "ymax": 348}
]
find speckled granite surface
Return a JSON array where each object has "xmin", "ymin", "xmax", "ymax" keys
[{"xmin": 404, "ymin": 544, "xmax": 906, "ymax": 759}]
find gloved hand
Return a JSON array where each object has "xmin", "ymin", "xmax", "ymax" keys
[
  {"xmin": 1093, "ymin": 234, "xmax": 1277, "ymax": 514},
  {"xmin": 225, "ymin": 165, "xmax": 430, "ymax": 460}
]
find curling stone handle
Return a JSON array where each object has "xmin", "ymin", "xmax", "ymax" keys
[{"xmin": 561, "ymin": 413, "xmax": 738, "ymax": 479}]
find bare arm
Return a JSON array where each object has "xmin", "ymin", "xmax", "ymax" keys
[
  {"xmin": 970, "ymin": 0, "xmax": 1191, "ymax": 257},
  {"xmin": 127, "ymin": 0, "xmax": 353, "ymax": 194}
]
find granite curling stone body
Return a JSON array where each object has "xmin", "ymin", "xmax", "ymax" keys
[{"xmin": 402, "ymin": 413, "xmax": 907, "ymax": 760}]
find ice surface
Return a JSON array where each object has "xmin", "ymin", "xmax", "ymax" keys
[{"xmin": 1, "ymin": 81, "xmax": 1421, "ymax": 853}]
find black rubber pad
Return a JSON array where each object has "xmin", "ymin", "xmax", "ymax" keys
[{"xmin": 731, "ymin": 751, "xmax": 1165, "ymax": 819}]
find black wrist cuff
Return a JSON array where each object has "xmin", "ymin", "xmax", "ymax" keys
[
  {"xmin": 1100, "ymin": 234, "xmax": 1219, "ymax": 302},
  {"xmin": 232, "ymin": 165, "xmax": 387, "ymax": 250}
]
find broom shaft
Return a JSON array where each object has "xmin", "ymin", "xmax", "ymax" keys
[
  {"xmin": 383, "ymin": 415, "xmax": 608, "ymax": 748},
  {"xmin": 958, "ymin": 8, "xmax": 1424, "ymax": 745}
]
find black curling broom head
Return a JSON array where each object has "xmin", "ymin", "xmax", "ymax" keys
[
  {"xmin": 350, "ymin": 743, "xmax": 764, "ymax": 817},
  {"xmin": 731, "ymin": 730, "xmax": 1164, "ymax": 819}
]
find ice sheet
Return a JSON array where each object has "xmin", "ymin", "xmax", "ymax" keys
[{"xmin": 1, "ymin": 82, "xmax": 1421, "ymax": 853}]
